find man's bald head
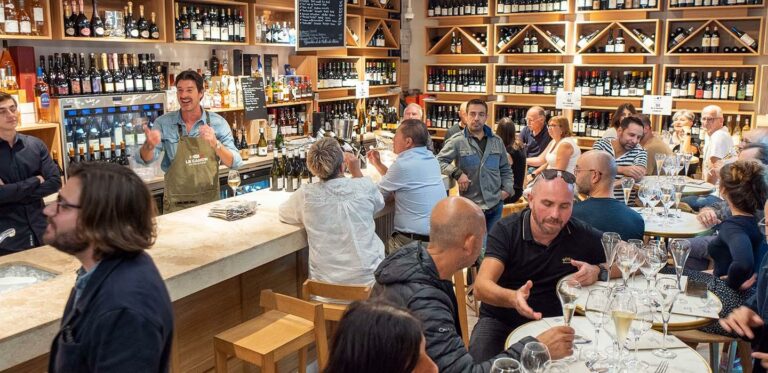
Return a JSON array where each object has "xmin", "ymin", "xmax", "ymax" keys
[
  {"xmin": 575, "ymin": 150, "xmax": 616, "ymax": 196},
  {"xmin": 583, "ymin": 150, "xmax": 617, "ymax": 180},
  {"xmin": 430, "ymin": 196, "xmax": 485, "ymax": 253}
]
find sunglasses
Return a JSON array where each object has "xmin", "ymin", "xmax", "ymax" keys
[{"xmin": 536, "ymin": 169, "xmax": 576, "ymax": 184}]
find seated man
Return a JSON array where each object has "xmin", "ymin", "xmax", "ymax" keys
[
  {"xmin": 592, "ymin": 115, "xmax": 647, "ymax": 200},
  {"xmin": 403, "ymin": 103, "xmax": 424, "ymax": 121},
  {"xmin": 373, "ymin": 197, "xmax": 575, "ymax": 373},
  {"xmin": 279, "ymin": 137, "xmax": 385, "ymax": 286},
  {"xmin": 471, "ymin": 170, "xmax": 607, "ymax": 361},
  {"xmin": 572, "ymin": 150, "xmax": 645, "ymax": 240},
  {"xmin": 368, "ymin": 119, "xmax": 446, "ymax": 255}
]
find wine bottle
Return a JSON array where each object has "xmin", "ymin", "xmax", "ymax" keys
[
  {"xmin": 149, "ymin": 11, "xmax": 160, "ymax": 39},
  {"xmin": 257, "ymin": 127, "xmax": 268, "ymax": 156},
  {"xmin": 89, "ymin": 52, "xmax": 102, "ymax": 93},
  {"xmin": 3, "ymin": 0, "xmax": 18, "ymax": 34},
  {"xmin": 125, "ymin": 1, "xmax": 138, "ymax": 38},
  {"xmin": 31, "ymin": 0, "xmax": 43, "ymax": 35},
  {"xmin": 101, "ymin": 53, "xmax": 114, "ymax": 93},
  {"xmin": 270, "ymin": 149, "xmax": 283, "ymax": 191},
  {"xmin": 112, "ymin": 53, "xmax": 125, "ymax": 92},
  {"xmin": 730, "ymin": 26, "xmax": 758, "ymax": 49},
  {"xmin": 90, "ymin": 0, "xmax": 104, "ymax": 37},
  {"xmin": 137, "ymin": 4, "xmax": 149, "ymax": 39},
  {"xmin": 76, "ymin": 0, "xmax": 89, "ymax": 36},
  {"xmin": 64, "ymin": 1, "xmax": 76, "ymax": 36},
  {"xmin": 18, "ymin": 0, "xmax": 31, "ymax": 35}
]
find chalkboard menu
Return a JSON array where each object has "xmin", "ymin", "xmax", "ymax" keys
[
  {"xmin": 297, "ymin": 0, "xmax": 346, "ymax": 50},
  {"xmin": 240, "ymin": 77, "xmax": 268, "ymax": 121}
]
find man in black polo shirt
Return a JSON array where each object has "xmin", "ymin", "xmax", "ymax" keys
[{"xmin": 470, "ymin": 169, "xmax": 606, "ymax": 361}]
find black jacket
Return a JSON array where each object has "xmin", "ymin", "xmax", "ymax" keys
[
  {"xmin": 49, "ymin": 252, "xmax": 174, "ymax": 373},
  {"xmin": 372, "ymin": 242, "xmax": 536, "ymax": 373},
  {"xmin": 0, "ymin": 133, "xmax": 61, "ymax": 253}
]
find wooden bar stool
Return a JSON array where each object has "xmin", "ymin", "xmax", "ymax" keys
[
  {"xmin": 213, "ymin": 289, "xmax": 329, "ymax": 373},
  {"xmin": 672, "ymin": 329, "xmax": 750, "ymax": 373},
  {"xmin": 300, "ymin": 280, "xmax": 372, "ymax": 322}
]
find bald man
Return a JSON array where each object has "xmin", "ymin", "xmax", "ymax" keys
[
  {"xmin": 373, "ymin": 196, "xmax": 575, "ymax": 373},
  {"xmin": 572, "ymin": 151, "xmax": 644, "ymax": 240},
  {"xmin": 471, "ymin": 171, "xmax": 606, "ymax": 361},
  {"xmin": 403, "ymin": 103, "xmax": 424, "ymax": 121},
  {"xmin": 444, "ymin": 101, "xmax": 467, "ymax": 140}
]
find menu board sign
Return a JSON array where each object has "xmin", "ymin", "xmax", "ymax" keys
[
  {"xmin": 240, "ymin": 77, "xmax": 267, "ymax": 121},
  {"xmin": 297, "ymin": 0, "xmax": 346, "ymax": 50}
]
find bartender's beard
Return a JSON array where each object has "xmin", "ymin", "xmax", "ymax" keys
[{"xmin": 44, "ymin": 224, "xmax": 88, "ymax": 255}]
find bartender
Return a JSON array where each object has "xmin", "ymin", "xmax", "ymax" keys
[{"xmin": 139, "ymin": 70, "xmax": 242, "ymax": 213}]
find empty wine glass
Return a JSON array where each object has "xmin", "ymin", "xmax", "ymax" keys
[
  {"xmin": 521, "ymin": 342, "xmax": 551, "ymax": 373},
  {"xmin": 616, "ymin": 242, "xmax": 640, "ymax": 289},
  {"xmin": 660, "ymin": 183, "xmax": 676, "ymax": 223},
  {"xmin": 639, "ymin": 244, "xmax": 667, "ymax": 292},
  {"xmin": 584, "ymin": 288, "xmax": 611, "ymax": 362},
  {"xmin": 654, "ymin": 153, "xmax": 666, "ymax": 177},
  {"xmin": 637, "ymin": 184, "xmax": 651, "ymax": 216},
  {"xmin": 227, "ymin": 170, "xmax": 241, "ymax": 197},
  {"xmin": 542, "ymin": 361, "xmax": 568, "ymax": 373},
  {"xmin": 672, "ymin": 177, "xmax": 686, "ymax": 219},
  {"xmin": 601, "ymin": 232, "xmax": 621, "ymax": 278},
  {"xmin": 626, "ymin": 296, "xmax": 653, "ymax": 370},
  {"xmin": 557, "ymin": 279, "xmax": 581, "ymax": 363},
  {"xmin": 653, "ymin": 277, "xmax": 681, "ymax": 359},
  {"xmin": 621, "ymin": 177, "xmax": 635, "ymax": 205},
  {"xmin": 669, "ymin": 239, "xmax": 691, "ymax": 303},
  {"xmin": 682, "ymin": 152, "xmax": 693, "ymax": 176},
  {"xmin": 662, "ymin": 156, "xmax": 677, "ymax": 177},
  {"xmin": 491, "ymin": 358, "xmax": 521, "ymax": 373}
]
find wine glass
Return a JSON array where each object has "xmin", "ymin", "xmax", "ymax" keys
[
  {"xmin": 653, "ymin": 277, "xmax": 681, "ymax": 359},
  {"xmin": 601, "ymin": 232, "xmax": 621, "ymax": 278},
  {"xmin": 227, "ymin": 170, "xmax": 241, "ymax": 197},
  {"xmin": 672, "ymin": 177, "xmax": 686, "ymax": 219},
  {"xmin": 584, "ymin": 288, "xmax": 611, "ymax": 362},
  {"xmin": 491, "ymin": 358, "xmax": 521, "ymax": 373},
  {"xmin": 607, "ymin": 290, "xmax": 637, "ymax": 368},
  {"xmin": 637, "ymin": 184, "xmax": 650, "ymax": 216},
  {"xmin": 621, "ymin": 177, "xmax": 635, "ymax": 205},
  {"xmin": 638, "ymin": 244, "xmax": 667, "ymax": 292},
  {"xmin": 660, "ymin": 183, "xmax": 675, "ymax": 223},
  {"xmin": 662, "ymin": 156, "xmax": 677, "ymax": 177},
  {"xmin": 669, "ymin": 238, "xmax": 691, "ymax": 299},
  {"xmin": 682, "ymin": 152, "xmax": 693, "ymax": 176},
  {"xmin": 627, "ymin": 239, "xmax": 645, "ymax": 286},
  {"xmin": 616, "ymin": 242, "xmax": 639, "ymax": 289},
  {"xmin": 646, "ymin": 184, "xmax": 662, "ymax": 221},
  {"xmin": 521, "ymin": 342, "xmax": 551, "ymax": 373},
  {"xmin": 626, "ymin": 295, "xmax": 653, "ymax": 370},
  {"xmin": 556, "ymin": 279, "xmax": 581, "ymax": 363},
  {"xmin": 542, "ymin": 361, "xmax": 568, "ymax": 373},
  {"xmin": 654, "ymin": 153, "xmax": 666, "ymax": 177}
]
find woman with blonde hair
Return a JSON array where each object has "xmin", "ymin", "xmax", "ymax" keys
[{"xmin": 527, "ymin": 116, "xmax": 581, "ymax": 180}]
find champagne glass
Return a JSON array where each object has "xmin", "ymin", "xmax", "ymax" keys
[
  {"xmin": 627, "ymin": 239, "xmax": 644, "ymax": 286},
  {"xmin": 660, "ymin": 183, "xmax": 675, "ymax": 223},
  {"xmin": 584, "ymin": 288, "xmax": 611, "ymax": 362},
  {"xmin": 662, "ymin": 156, "xmax": 677, "ymax": 177},
  {"xmin": 521, "ymin": 342, "xmax": 551, "ymax": 373},
  {"xmin": 491, "ymin": 358, "xmax": 521, "ymax": 373},
  {"xmin": 556, "ymin": 279, "xmax": 581, "ymax": 363},
  {"xmin": 654, "ymin": 153, "xmax": 666, "ymax": 177},
  {"xmin": 608, "ymin": 290, "xmax": 637, "ymax": 368},
  {"xmin": 637, "ymin": 184, "xmax": 650, "ymax": 216},
  {"xmin": 616, "ymin": 242, "xmax": 639, "ymax": 289},
  {"xmin": 646, "ymin": 184, "xmax": 662, "ymax": 221},
  {"xmin": 639, "ymin": 244, "xmax": 667, "ymax": 292},
  {"xmin": 621, "ymin": 177, "xmax": 635, "ymax": 205},
  {"xmin": 674, "ymin": 154, "xmax": 685, "ymax": 176},
  {"xmin": 227, "ymin": 170, "xmax": 241, "ymax": 197},
  {"xmin": 672, "ymin": 177, "xmax": 686, "ymax": 219},
  {"xmin": 682, "ymin": 152, "xmax": 693, "ymax": 176},
  {"xmin": 653, "ymin": 277, "xmax": 681, "ymax": 359},
  {"xmin": 669, "ymin": 239, "xmax": 691, "ymax": 303},
  {"xmin": 542, "ymin": 361, "xmax": 568, "ymax": 373},
  {"xmin": 601, "ymin": 232, "xmax": 621, "ymax": 278},
  {"xmin": 626, "ymin": 296, "xmax": 653, "ymax": 369}
]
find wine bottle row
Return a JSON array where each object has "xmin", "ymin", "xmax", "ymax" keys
[
  {"xmin": 502, "ymin": 30, "xmax": 565, "ymax": 53},
  {"xmin": 576, "ymin": 0, "xmax": 658, "ymax": 10},
  {"xmin": 368, "ymin": 27, "xmax": 389, "ymax": 47},
  {"xmin": 426, "ymin": 104, "xmax": 461, "ymax": 129},
  {"xmin": 574, "ymin": 70, "xmax": 653, "ymax": 97},
  {"xmin": 264, "ymin": 75, "xmax": 314, "ymax": 105},
  {"xmin": 0, "ymin": 0, "xmax": 46, "ymax": 36},
  {"xmin": 670, "ymin": 0, "xmax": 762, "ymax": 7},
  {"xmin": 365, "ymin": 98, "xmax": 399, "ymax": 131},
  {"xmin": 573, "ymin": 111, "xmax": 615, "ymax": 138},
  {"xmin": 68, "ymin": 141, "xmax": 131, "ymax": 166},
  {"xmin": 442, "ymin": 31, "xmax": 488, "ymax": 53},
  {"xmin": 426, "ymin": 67, "xmax": 487, "ymax": 93},
  {"xmin": 174, "ymin": 2, "xmax": 245, "ymax": 42},
  {"xmin": 663, "ymin": 69, "xmax": 755, "ymax": 101},
  {"xmin": 317, "ymin": 61, "xmax": 360, "ymax": 89},
  {"xmin": 270, "ymin": 147, "xmax": 313, "ymax": 193},
  {"xmin": 268, "ymin": 106, "xmax": 308, "ymax": 146},
  {"xmin": 496, "ymin": 0, "xmax": 568, "ymax": 14},
  {"xmin": 64, "ymin": 0, "xmax": 159, "ymax": 39},
  {"xmin": 669, "ymin": 25, "xmax": 757, "ymax": 52},
  {"xmin": 254, "ymin": 16, "xmax": 296, "ymax": 44},
  {"xmin": 365, "ymin": 61, "xmax": 398, "ymax": 86},
  {"xmin": 39, "ymin": 52, "xmax": 163, "ymax": 97},
  {"xmin": 427, "ymin": 0, "xmax": 490, "ymax": 17},
  {"xmin": 495, "ymin": 68, "xmax": 564, "ymax": 95}
]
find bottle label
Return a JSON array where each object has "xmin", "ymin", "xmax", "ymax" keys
[
  {"xmin": 5, "ymin": 20, "xmax": 18, "ymax": 33},
  {"xmin": 33, "ymin": 6, "xmax": 44, "ymax": 21},
  {"xmin": 66, "ymin": 27, "xmax": 76, "ymax": 36},
  {"xmin": 20, "ymin": 21, "xmax": 30, "ymax": 34},
  {"xmin": 152, "ymin": 30, "xmax": 160, "ymax": 39},
  {"xmin": 79, "ymin": 26, "xmax": 90, "ymax": 36},
  {"xmin": 94, "ymin": 26, "xmax": 104, "ymax": 36},
  {"xmin": 130, "ymin": 29, "xmax": 139, "ymax": 38},
  {"xmin": 39, "ymin": 92, "xmax": 50, "ymax": 108},
  {"xmin": 141, "ymin": 30, "xmax": 150, "ymax": 38}
]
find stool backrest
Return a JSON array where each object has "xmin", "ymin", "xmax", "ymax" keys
[
  {"xmin": 300, "ymin": 280, "xmax": 372, "ymax": 322},
  {"xmin": 260, "ymin": 289, "xmax": 329, "ymax": 369}
]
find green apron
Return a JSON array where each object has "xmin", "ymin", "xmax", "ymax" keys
[{"xmin": 162, "ymin": 111, "xmax": 220, "ymax": 213}]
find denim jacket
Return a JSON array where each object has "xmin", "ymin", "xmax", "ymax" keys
[{"xmin": 437, "ymin": 125, "xmax": 514, "ymax": 210}]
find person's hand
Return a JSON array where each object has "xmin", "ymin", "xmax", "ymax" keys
[
  {"xmin": 143, "ymin": 125, "xmax": 162, "ymax": 147},
  {"xmin": 570, "ymin": 260, "xmax": 600, "ymax": 286},
  {"xmin": 344, "ymin": 152, "xmax": 362, "ymax": 177},
  {"xmin": 457, "ymin": 173, "xmax": 471, "ymax": 192},
  {"xmin": 697, "ymin": 207, "xmax": 721, "ymax": 227},
  {"xmin": 199, "ymin": 125, "xmax": 218, "ymax": 148},
  {"xmin": 367, "ymin": 149, "xmax": 381, "ymax": 166},
  {"xmin": 740, "ymin": 274, "xmax": 758, "ymax": 291},
  {"xmin": 535, "ymin": 326, "xmax": 575, "ymax": 360},
  {"xmin": 752, "ymin": 352, "xmax": 768, "ymax": 369},
  {"xmin": 512, "ymin": 280, "xmax": 542, "ymax": 320},
  {"xmin": 500, "ymin": 190, "xmax": 510, "ymax": 201},
  {"xmin": 720, "ymin": 306, "xmax": 764, "ymax": 339},
  {"xmin": 623, "ymin": 166, "xmax": 645, "ymax": 181},
  {"xmin": 36, "ymin": 175, "xmax": 44, "ymax": 184}
]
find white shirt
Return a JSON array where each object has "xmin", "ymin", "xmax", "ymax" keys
[
  {"xmin": 702, "ymin": 126, "xmax": 734, "ymax": 180},
  {"xmin": 279, "ymin": 177, "xmax": 385, "ymax": 286},
  {"xmin": 544, "ymin": 137, "xmax": 581, "ymax": 174}
]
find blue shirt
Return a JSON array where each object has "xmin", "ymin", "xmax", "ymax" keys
[
  {"xmin": 138, "ymin": 108, "xmax": 242, "ymax": 172},
  {"xmin": 74, "ymin": 261, "xmax": 100, "ymax": 303},
  {"xmin": 378, "ymin": 147, "xmax": 446, "ymax": 236},
  {"xmin": 571, "ymin": 197, "xmax": 645, "ymax": 241}
]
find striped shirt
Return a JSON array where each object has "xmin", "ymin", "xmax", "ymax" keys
[{"xmin": 593, "ymin": 138, "xmax": 648, "ymax": 200}]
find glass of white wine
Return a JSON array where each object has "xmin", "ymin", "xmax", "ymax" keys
[
  {"xmin": 608, "ymin": 290, "xmax": 637, "ymax": 368},
  {"xmin": 556, "ymin": 279, "xmax": 581, "ymax": 363},
  {"xmin": 620, "ymin": 177, "xmax": 635, "ymax": 205},
  {"xmin": 227, "ymin": 170, "xmax": 241, "ymax": 197},
  {"xmin": 653, "ymin": 277, "xmax": 681, "ymax": 359},
  {"xmin": 654, "ymin": 153, "xmax": 666, "ymax": 177}
]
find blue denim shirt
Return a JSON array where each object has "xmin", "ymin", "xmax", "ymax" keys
[
  {"xmin": 74, "ymin": 261, "xmax": 100, "ymax": 303},
  {"xmin": 137, "ymin": 109, "xmax": 242, "ymax": 172}
]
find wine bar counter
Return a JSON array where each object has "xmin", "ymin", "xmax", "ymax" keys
[{"xmin": 0, "ymin": 180, "xmax": 400, "ymax": 372}]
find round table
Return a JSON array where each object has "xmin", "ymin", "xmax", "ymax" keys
[
  {"xmin": 632, "ymin": 207, "xmax": 712, "ymax": 239},
  {"xmin": 641, "ymin": 176, "xmax": 715, "ymax": 197},
  {"xmin": 505, "ymin": 316, "xmax": 712, "ymax": 373}
]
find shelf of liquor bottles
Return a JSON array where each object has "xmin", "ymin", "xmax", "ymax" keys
[
  {"xmin": 574, "ymin": 20, "xmax": 659, "ymax": 56},
  {"xmin": 363, "ymin": 17, "xmax": 399, "ymax": 49},
  {"xmin": 289, "ymin": 55, "xmax": 362, "ymax": 95},
  {"xmin": 494, "ymin": 22, "xmax": 567, "ymax": 56},
  {"xmin": 363, "ymin": 56, "xmax": 399, "ymax": 88},
  {"xmin": 170, "ymin": 0, "xmax": 249, "ymax": 45},
  {"xmin": 0, "ymin": 0, "xmax": 52, "ymax": 39},
  {"xmin": 573, "ymin": 64, "xmax": 658, "ymax": 104},
  {"xmin": 575, "ymin": 0, "xmax": 660, "ymax": 13},
  {"xmin": 666, "ymin": 0, "xmax": 764, "ymax": 11},
  {"xmin": 493, "ymin": 64, "xmax": 566, "ymax": 99},
  {"xmin": 51, "ymin": 0, "xmax": 164, "ymax": 42},
  {"xmin": 252, "ymin": 2, "xmax": 296, "ymax": 47},
  {"xmin": 424, "ymin": 63, "xmax": 490, "ymax": 95},
  {"xmin": 494, "ymin": 0, "xmax": 571, "ymax": 16},
  {"xmin": 426, "ymin": 25, "xmax": 491, "ymax": 56},
  {"xmin": 364, "ymin": 95, "xmax": 399, "ymax": 131},
  {"xmin": 424, "ymin": 100, "xmax": 463, "ymax": 130},
  {"xmin": 661, "ymin": 64, "xmax": 759, "ymax": 106},
  {"xmin": 664, "ymin": 17, "xmax": 763, "ymax": 56},
  {"xmin": 425, "ymin": 0, "xmax": 492, "ymax": 19}
]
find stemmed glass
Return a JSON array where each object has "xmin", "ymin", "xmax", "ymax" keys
[
  {"xmin": 621, "ymin": 177, "xmax": 635, "ymax": 205},
  {"xmin": 638, "ymin": 244, "xmax": 667, "ymax": 292},
  {"xmin": 227, "ymin": 170, "xmax": 241, "ymax": 197},
  {"xmin": 669, "ymin": 239, "xmax": 691, "ymax": 303},
  {"xmin": 584, "ymin": 288, "xmax": 611, "ymax": 362},
  {"xmin": 682, "ymin": 152, "xmax": 693, "ymax": 176},
  {"xmin": 616, "ymin": 242, "xmax": 640, "ymax": 289},
  {"xmin": 637, "ymin": 184, "xmax": 651, "ymax": 216},
  {"xmin": 653, "ymin": 278, "xmax": 681, "ymax": 359},
  {"xmin": 607, "ymin": 290, "xmax": 637, "ymax": 368},
  {"xmin": 626, "ymin": 296, "xmax": 654, "ymax": 370},
  {"xmin": 660, "ymin": 183, "xmax": 676, "ymax": 223},
  {"xmin": 672, "ymin": 177, "xmax": 686, "ymax": 219},
  {"xmin": 674, "ymin": 154, "xmax": 685, "ymax": 176},
  {"xmin": 491, "ymin": 358, "xmax": 521, "ymax": 373},
  {"xmin": 627, "ymin": 239, "xmax": 645, "ymax": 286},
  {"xmin": 662, "ymin": 156, "xmax": 677, "ymax": 177},
  {"xmin": 647, "ymin": 183, "xmax": 662, "ymax": 221},
  {"xmin": 521, "ymin": 342, "xmax": 551, "ymax": 373},
  {"xmin": 601, "ymin": 232, "xmax": 621, "ymax": 281},
  {"xmin": 654, "ymin": 153, "xmax": 666, "ymax": 177},
  {"xmin": 556, "ymin": 279, "xmax": 581, "ymax": 363}
]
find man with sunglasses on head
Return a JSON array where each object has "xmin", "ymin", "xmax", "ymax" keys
[
  {"xmin": 437, "ymin": 99, "xmax": 514, "ymax": 236},
  {"xmin": 0, "ymin": 92, "xmax": 61, "ymax": 255},
  {"xmin": 470, "ymin": 169, "xmax": 607, "ymax": 361}
]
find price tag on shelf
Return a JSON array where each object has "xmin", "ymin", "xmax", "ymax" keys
[
  {"xmin": 356, "ymin": 81, "xmax": 370, "ymax": 99},
  {"xmin": 642, "ymin": 95, "xmax": 673, "ymax": 116},
  {"xmin": 555, "ymin": 91, "xmax": 581, "ymax": 110}
]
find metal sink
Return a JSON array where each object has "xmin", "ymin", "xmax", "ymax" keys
[{"xmin": 0, "ymin": 263, "xmax": 57, "ymax": 295}]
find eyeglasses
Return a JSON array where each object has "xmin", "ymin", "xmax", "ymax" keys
[
  {"xmin": 53, "ymin": 196, "xmax": 81, "ymax": 214},
  {"xmin": 700, "ymin": 117, "xmax": 721, "ymax": 123},
  {"xmin": 535, "ymin": 169, "xmax": 576, "ymax": 184},
  {"xmin": 547, "ymin": 124, "xmax": 560, "ymax": 129}
]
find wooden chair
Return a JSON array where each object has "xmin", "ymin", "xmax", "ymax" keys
[
  {"xmin": 503, "ymin": 198, "xmax": 528, "ymax": 217},
  {"xmin": 213, "ymin": 290, "xmax": 329, "ymax": 373},
  {"xmin": 672, "ymin": 329, "xmax": 752, "ymax": 373},
  {"xmin": 453, "ymin": 269, "xmax": 471, "ymax": 348},
  {"xmin": 300, "ymin": 280, "xmax": 372, "ymax": 322}
]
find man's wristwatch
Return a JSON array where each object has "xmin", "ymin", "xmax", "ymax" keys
[{"xmin": 598, "ymin": 264, "xmax": 609, "ymax": 282}]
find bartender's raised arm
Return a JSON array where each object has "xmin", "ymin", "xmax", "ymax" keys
[
  {"xmin": 139, "ymin": 125, "xmax": 162, "ymax": 164},
  {"xmin": 209, "ymin": 122, "xmax": 242, "ymax": 169}
]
